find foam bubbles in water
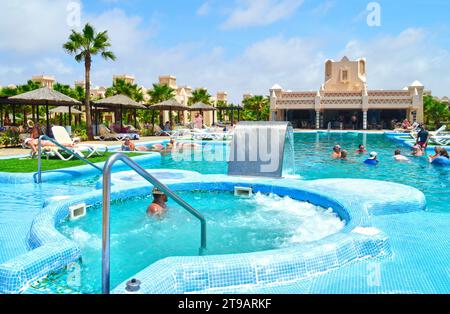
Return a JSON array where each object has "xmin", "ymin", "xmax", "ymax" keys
[
  {"xmin": 65, "ymin": 227, "xmax": 102, "ymax": 249},
  {"xmin": 246, "ymin": 192, "xmax": 345, "ymax": 245}
]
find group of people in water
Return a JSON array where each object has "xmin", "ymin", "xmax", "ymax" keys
[
  {"xmin": 332, "ymin": 143, "xmax": 449, "ymax": 165},
  {"xmin": 331, "ymin": 122, "xmax": 449, "ymax": 165}
]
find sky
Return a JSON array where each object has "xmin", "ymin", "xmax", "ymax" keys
[{"xmin": 0, "ymin": 0, "xmax": 450, "ymax": 103}]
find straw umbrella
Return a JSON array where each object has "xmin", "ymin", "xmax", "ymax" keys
[
  {"xmin": 93, "ymin": 94, "xmax": 146, "ymax": 133},
  {"xmin": 50, "ymin": 106, "xmax": 83, "ymax": 126},
  {"xmin": 189, "ymin": 102, "xmax": 217, "ymax": 125},
  {"xmin": 8, "ymin": 86, "xmax": 82, "ymax": 134},
  {"xmin": 148, "ymin": 98, "xmax": 189, "ymax": 130}
]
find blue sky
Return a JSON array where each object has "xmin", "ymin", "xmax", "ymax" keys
[{"xmin": 1, "ymin": 0, "xmax": 450, "ymax": 102}]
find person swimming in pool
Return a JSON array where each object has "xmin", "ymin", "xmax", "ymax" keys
[
  {"xmin": 364, "ymin": 152, "xmax": 379, "ymax": 165},
  {"xmin": 428, "ymin": 146, "xmax": 442, "ymax": 162},
  {"xmin": 147, "ymin": 188, "xmax": 168, "ymax": 218},
  {"xmin": 121, "ymin": 137, "xmax": 136, "ymax": 151},
  {"xmin": 393, "ymin": 149, "xmax": 409, "ymax": 162},
  {"xmin": 355, "ymin": 144, "xmax": 367, "ymax": 154},
  {"xmin": 332, "ymin": 145, "xmax": 342, "ymax": 159},
  {"xmin": 411, "ymin": 144, "xmax": 424, "ymax": 157},
  {"xmin": 340, "ymin": 150, "xmax": 349, "ymax": 161}
]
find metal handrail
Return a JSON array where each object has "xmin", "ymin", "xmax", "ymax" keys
[
  {"xmin": 37, "ymin": 135, "xmax": 102, "ymax": 183},
  {"xmin": 101, "ymin": 153, "xmax": 207, "ymax": 294}
]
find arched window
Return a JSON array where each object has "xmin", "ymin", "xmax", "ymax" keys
[
  {"xmin": 359, "ymin": 60, "xmax": 366, "ymax": 75},
  {"xmin": 325, "ymin": 61, "xmax": 332, "ymax": 79}
]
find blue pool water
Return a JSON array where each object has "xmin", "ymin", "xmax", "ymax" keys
[
  {"xmin": 53, "ymin": 191, "xmax": 343, "ymax": 293},
  {"xmin": 290, "ymin": 133, "xmax": 449, "ymax": 213},
  {"xmin": 151, "ymin": 133, "xmax": 449, "ymax": 213},
  {"xmin": 1, "ymin": 132, "xmax": 449, "ymax": 294}
]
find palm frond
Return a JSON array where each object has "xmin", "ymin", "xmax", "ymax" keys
[{"xmin": 101, "ymin": 50, "xmax": 116, "ymax": 61}]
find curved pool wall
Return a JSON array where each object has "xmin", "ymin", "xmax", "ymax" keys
[{"xmin": 0, "ymin": 170, "xmax": 426, "ymax": 294}]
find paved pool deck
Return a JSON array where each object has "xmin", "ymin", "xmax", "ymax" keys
[{"xmin": 0, "ymin": 136, "xmax": 170, "ymax": 158}]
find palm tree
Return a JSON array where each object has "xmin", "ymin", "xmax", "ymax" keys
[
  {"xmin": 424, "ymin": 95, "xmax": 449, "ymax": 129},
  {"xmin": 147, "ymin": 83, "xmax": 175, "ymax": 104},
  {"xmin": 242, "ymin": 95, "xmax": 270, "ymax": 121},
  {"xmin": 0, "ymin": 80, "xmax": 41, "ymax": 125},
  {"xmin": 63, "ymin": 23, "xmax": 116, "ymax": 140},
  {"xmin": 189, "ymin": 88, "xmax": 212, "ymax": 105},
  {"xmin": 147, "ymin": 84, "xmax": 175, "ymax": 128},
  {"xmin": 106, "ymin": 79, "xmax": 144, "ymax": 102}
]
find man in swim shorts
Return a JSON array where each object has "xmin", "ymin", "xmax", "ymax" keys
[
  {"xmin": 416, "ymin": 125, "xmax": 430, "ymax": 149},
  {"xmin": 147, "ymin": 188, "xmax": 168, "ymax": 218}
]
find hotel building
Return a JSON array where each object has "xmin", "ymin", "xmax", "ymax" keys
[{"xmin": 270, "ymin": 57, "xmax": 425, "ymax": 129}]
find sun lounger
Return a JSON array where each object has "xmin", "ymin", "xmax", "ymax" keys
[
  {"xmin": 42, "ymin": 146, "xmax": 83, "ymax": 161},
  {"xmin": 52, "ymin": 126, "xmax": 108, "ymax": 158},
  {"xmin": 410, "ymin": 125, "xmax": 446, "ymax": 141},
  {"xmin": 95, "ymin": 124, "xmax": 140, "ymax": 141}
]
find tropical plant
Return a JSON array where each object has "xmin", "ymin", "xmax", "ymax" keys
[
  {"xmin": 147, "ymin": 83, "xmax": 176, "ymax": 129},
  {"xmin": 106, "ymin": 79, "xmax": 144, "ymax": 102},
  {"xmin": 424, "ymin": 95, "xmax": 449, "ymax": 129},
  {"xmin": 0, "ymin": 128, "xmax": 20, "ymax": 147},
  {"xmin": 72, "ymin": 126, "xmax": 88, "ymax": 141},
  {"xmin": 241, "ymin": 95, "xmax": 270, "ymax": 121},
  {"xmin": 63, "ymin": 23, "xmax": 116, "ymax": 140},
  {"xmin": 0, "ymin": 80, "xmax": 41, "ymax": 125},
  {"xmin": 189, "ymin": 88, "xmax": 212, "ymax": 105},
  {"xmin": 147, "ymin": 83, "xmax": 175, "ymax": 104}
]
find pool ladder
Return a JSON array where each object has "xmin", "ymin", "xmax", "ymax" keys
[
  {"xmin": 36, "ymin": 135, "xmax": 102, "ymax": 183},
  {"xmin": 101, "ymin": 153, "xmax": 207, "ymax": 294}
]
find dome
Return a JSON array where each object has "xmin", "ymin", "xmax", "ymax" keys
[{"xmin": 270, "ymin": 84, "xmax": 283, "ymax": 90}]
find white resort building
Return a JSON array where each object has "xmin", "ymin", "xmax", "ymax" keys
[{"xmin": 269, "ymin": 57, "xmax": 425, "ymax": 130}]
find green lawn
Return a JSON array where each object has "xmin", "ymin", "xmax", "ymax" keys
[{"xmin": 0, "ymin": 152, "xmax": 144, "ymax": 173}]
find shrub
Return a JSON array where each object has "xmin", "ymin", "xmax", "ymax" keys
[{"xmin": 0, "ymin": 128, "xmax": 20, "ymax": 147}]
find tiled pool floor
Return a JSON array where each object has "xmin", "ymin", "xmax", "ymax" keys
[{"xmin": 0, "ymin": 183, "xmax": 93, "ymax": 264}]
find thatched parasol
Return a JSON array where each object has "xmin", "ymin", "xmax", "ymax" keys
[
  {"xmin": 93, "ymin": 94, "xmax": 146, "ymax": 130},
  {"xmin": 148, "ymin": 98, "xmax": 189, "ymax": 111},
  {"xmin": 148, "ymin": 98, "xmax": 190, "ymax": 131},
  {"xmin": 93, "ymin": 94, "xmax": 146, "ymax": 109},
  {"xmin": 189, "ymin": 102, "xmax": 216, "ymax": 111},
  {"xmin": 49, "ymin": 107, "xmax": 83, "ymax": 114},
  {"xmin": 8, "ymin": 87, "xmax": 82, "ymax": 133},
  {"xmin": 8, "ymin": 86, "xmax": 82, "ymax": 105}
]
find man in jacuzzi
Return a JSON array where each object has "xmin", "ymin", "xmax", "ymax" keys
[{"xmin": 147, "ymin": 188, "xmax": 168, "ymax": 218}]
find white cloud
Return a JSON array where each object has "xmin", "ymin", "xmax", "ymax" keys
[
  {"xmin": 34, "ymin": 58, "xmax": 73, "ymax": 75},
  {"xmin": 221, "ymin": 0, "xmax": 304, "ymax": 30},
  {"xmin": 113, "ymin": 35, "xmax": 324, "ymax": 103},
  {"xmin": 197, "ymin": 1, "xmax": 211, "ymax": 16},
  {"xmin": 1, "ymin": 0, "xmax": 450, "ymax": 104},
  {"xmin": 85, "ymin": 8, "xmax": 156, "ymax": 57},
  {"xmin": 340, "ymin": 28, "xmax": 450, "ymax": 96},
  {"xmin": 311, "ymin": 0, "xmax": 335, "ymax": 15},
  {"xmin": 0, "ymin": 0, "xmax": 74, "ymax": 53}
]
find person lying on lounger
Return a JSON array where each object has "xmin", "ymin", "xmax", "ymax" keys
[{"xmin": 24, "ymin": 124, "xmax": 74, "ymax": 158}]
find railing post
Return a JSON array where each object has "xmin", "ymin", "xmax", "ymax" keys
[
  {"xmin": 101, "ymin": 153, "xmax": 207, "ymax": 294},
  {"xmin": 37, "ymin": 136, "xmax": 43, "ymax": 184},
  {"xmin": 35, "ymin": 135, "xmax": 102, "ymax": 183},
  {"xmin": 102, "ymin": 161, "xmax": 113, "ymax": 294}
]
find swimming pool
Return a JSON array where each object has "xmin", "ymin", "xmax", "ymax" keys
[
  {"xmin": 54, "ymin": 191, "xmax": 344, "ymax": 293},
  {"xmin": 126, "ymin": 132, "xmax": 449, "ymax": 213},
  {"xmin": 0, "ymin": 132, "xmax": 448, "ymax": 294}
]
